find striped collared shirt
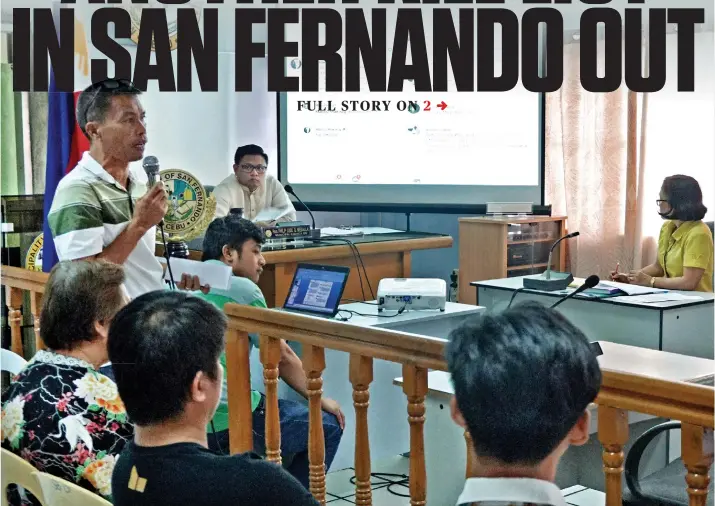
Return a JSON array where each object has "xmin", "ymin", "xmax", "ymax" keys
[{"xmin": 47, "ymin": 152, "xmax": 165, "ymax": 298}]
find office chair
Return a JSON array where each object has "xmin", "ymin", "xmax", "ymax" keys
[{"xmin": 622, "ymin": 421, "xmax": 714, "ymax": 506}]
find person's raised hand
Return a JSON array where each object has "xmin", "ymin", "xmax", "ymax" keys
[{"xmin": 132, "ymin": 184, "xmax": 168, "ymax": 232}]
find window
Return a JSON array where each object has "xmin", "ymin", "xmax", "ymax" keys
[{"xmin": 641, "ymin": 31, "xmax": 714, "ymax": 236}]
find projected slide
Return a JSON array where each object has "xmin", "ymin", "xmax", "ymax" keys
[{"xmin": 284, "ymin": 60, "xmax": 540, "ymax": 187}]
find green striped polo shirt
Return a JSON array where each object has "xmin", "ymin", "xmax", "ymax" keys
[
  {"xmin": 192, "ymin": 260, "xmax": 266, "ymax": 433},
  {"xmin": 47, "ymin": 152, "xmax": 165, "ymax": 299}
]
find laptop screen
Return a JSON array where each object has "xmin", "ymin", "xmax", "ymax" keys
[{"xmin": 284, "ymin": 265, "xmax": 349, "ymax": 315}]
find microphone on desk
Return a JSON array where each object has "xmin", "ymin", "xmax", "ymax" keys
[
  {"xmin": 284, "ymin": 184, "xmax": 320, "ymax": 239},
  {"xmin": 550, "ymin": 274, "xmax": 600, "ymax": 309},
  {"xmin": 546, "ymin": 231, "xmax": 579, "ymax": 279},
  {"xmin": 523, "ymin": 231, "xmax": 580, "ymax": 291}
]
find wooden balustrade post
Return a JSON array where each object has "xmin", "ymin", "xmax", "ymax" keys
[
  {"xmin": 402, "ymin": 365, "xmax": 428, "ymax": 506},
  {"xmin": 681, "ymin": 424, "xmax": 714, "ymax": 506},
  {"xmin": 260, "ymin": 335, "xmax": 282, "ymax": 464},
  {"xmin": 598, "ymin": 406, "xmax": 629, "ymax": 506},
  {"xmin": 349, "ymin": 354, "xmax": 374, "ymax": 506},
  {"xmin": 464, "ymin": 431, "xmax": 477, "ymax": 478},
  {"xmin": 5, "ymin": 286, "xmax": 24, "ymax": 357},
  {"xmin": 30, "ymin": 291, "xmax": 45, "ymax": 353},
  {"xmin": 226, "ymin": 328, "xmax": 254, "ymax": 454},
  {"xmin": 302, "ymin": 344, "xmax": 327, "ymax": 504}
]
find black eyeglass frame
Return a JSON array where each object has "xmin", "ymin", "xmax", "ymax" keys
[{"xmin": 83, "ymin": 78, "xmax": 139, "ymax": 125}]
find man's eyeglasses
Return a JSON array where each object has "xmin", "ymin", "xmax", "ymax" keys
[
  {"xmin": 238, "ymin": 164, "xmax": 268, "ymax": 174},
  {"xmin": 83, "ymin": 78, "xmax": 139, "ymax": 124}
]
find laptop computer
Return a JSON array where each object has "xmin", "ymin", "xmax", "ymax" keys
[{"xmin": 279, "ymin": 263, "xmax": 351, "ymax": 318}]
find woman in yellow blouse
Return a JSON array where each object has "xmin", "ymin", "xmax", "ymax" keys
[{"xmin": 611, "ymin": 175, "xmax": 713, "ymax": 292}]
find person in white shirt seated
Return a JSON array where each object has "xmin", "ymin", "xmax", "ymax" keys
[
  {"xmin": 445, "ymin": 302, "xmax": 602, "ymax": 506},
  {"xmin": 212, "ymin": 144, "xmax": 297, "ymax": 226}
]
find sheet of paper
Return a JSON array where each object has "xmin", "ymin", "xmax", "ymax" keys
[
  {"xmin": 597, "ymin": 280, "xmax": 668, "ymax": 296},
  {"xmin": 617, "ymin": 292, "xmax": 704, "ymax": 303},
  {"xmin": 253, "ymin": 206, "xmax": 293, "ymax": 223},
  {"xmin": 570, "ymin": 278, "xmax": 621, "ymax": 293},
  {"xmin": 159, "ymin": 257, "xmax": 232, "ymax": 291},
  {"xmin": 319, "ymin": 227, "xmax": 402, "ymax": 237},
  {"xmin": 360, "ymin": 227, "xmax": 402, "ymax": 235},
  {"xmin": 320, "ymin": 227, "xmax": 364, "ymax": 237}
]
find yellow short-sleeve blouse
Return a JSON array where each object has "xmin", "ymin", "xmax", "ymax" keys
[{"xmin": 657, "ymin": 220, "xmax": 714, "ymax": 293}]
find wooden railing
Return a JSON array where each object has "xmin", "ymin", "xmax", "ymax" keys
[
  {"xmin": 3, "ymin": 266, "xmax": 713, "ymax": 506},
  {"xmin": 224, "ymin": 304, "xmax": 714, "ymax": 506},
  {"xmin": 1, "ymin": 266, "xmax": 49, "ymax": 357}
]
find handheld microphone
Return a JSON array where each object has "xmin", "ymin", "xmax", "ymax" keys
[
  {"xmin": 545, "ymin": 231, "xmax": 579, "ymax": 280},
  {"xmin": 284, "ymin": 184, "xmax": 320, "ymax": 239},
  {"xmin": 141, "ymin": 156, "xmax": 176, "ymax": 290},
  {"xmin": 550, "ymin": 274, "xmax": 599, "ymax": 309},
  {"xmin": 142, "ymin": 156, "xmax": 160, "ymax": 189}
]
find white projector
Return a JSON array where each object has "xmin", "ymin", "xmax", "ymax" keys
[{"xmin": 377, "ymin": 278, "xmax": 447, "ymax": 312}]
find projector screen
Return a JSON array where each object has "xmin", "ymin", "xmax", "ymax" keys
[{"xmin": 278, "ymin": 20, "xmax": 545, "ymax": 207}]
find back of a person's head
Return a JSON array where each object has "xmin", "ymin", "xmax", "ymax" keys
[
  {"xmin": 445, "ymin": 301, "xmax": 602, "ymax": 465},
  {"xmin": 40, "ymin": 260, "xmax": 126, "ymax": 350},
  {"xmin": 108, "ymin": 291, "xmax": 226, "ymax": 425},
  {"xmin": 662, "ymin": 174, "xmax": 707, "ymax": 221},
  {"xmin": 202, "ymin": 214, "xmax": 265, "ymax": 261}
]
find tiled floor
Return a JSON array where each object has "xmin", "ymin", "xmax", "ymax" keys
[
  {"xmin": 325, "ymin": 458, "xmax": 606, "ymax": 506},
  {"xmin": 326, "ymin": 455, "xmax": 411, "ymax": 505}
]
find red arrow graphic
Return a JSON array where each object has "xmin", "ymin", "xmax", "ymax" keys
[{"xmin": 437, "ymin": 101, "xmax": 448, "ymax": 111}]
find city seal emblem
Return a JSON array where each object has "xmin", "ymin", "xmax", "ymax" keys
[
  {"xmin": 158, "ymin": 169, "xmax": 216, "ymax": 245},
  {"xmin": 25, "ymin": 233, "xmax": 44, "ymax": 272},
  {"xmin": 126, "ymin": 2, "xmax": 202, "ymax": 52}
]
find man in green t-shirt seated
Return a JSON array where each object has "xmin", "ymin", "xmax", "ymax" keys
[{"xmin": 193, "ymin": 214, "xmax": 345, "ymax": 490}]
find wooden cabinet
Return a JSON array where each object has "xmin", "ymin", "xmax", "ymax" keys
[{"xmin": 458, "ymin": 215, "xmax": 568, "ymax": 305}]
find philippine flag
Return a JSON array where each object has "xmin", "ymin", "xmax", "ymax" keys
[{"xmin": 41, "ymin": 69, "xmax": 90, "ymax": 272}]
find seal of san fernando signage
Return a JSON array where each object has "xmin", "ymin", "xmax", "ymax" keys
[
  {"xmin": 160, "ymin": 169, "xmax": 208, "ymax": 236},
  {"xmin": 25, "ymin": 233, "xmax": 44, "ymax": 272}
]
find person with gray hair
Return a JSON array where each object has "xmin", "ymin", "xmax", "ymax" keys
[{"xmin": 1, "ymin": 260, "xmax": 134, "ymax": 505}]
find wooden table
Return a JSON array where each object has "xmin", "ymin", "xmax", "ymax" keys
[{"xmin": 156, "ymin": 231, "xmax": 453, "ymax": 307}]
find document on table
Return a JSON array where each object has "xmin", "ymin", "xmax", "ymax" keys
[
  {"xmin": 615, "ymin": 292, "xmax": 704, "ymax": 304},
  {"xmin": 598, "ymin": 280, "xmax": 668, "ymax": 296},
  {"xmin": 158, "ymin": 257, "xmax": 232, "ymax": 291},
  {"xmin": 321, "ymin": 227, "xmax": 363, "ymax": 237},
  {"xmin": 320, "ymin": 227, "xmax": 402, "ymax": 237}
]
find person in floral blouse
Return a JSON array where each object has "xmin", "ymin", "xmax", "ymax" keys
[{"xmin": 1, "ymin": 260, "xmax": 134, "ymax": 505}]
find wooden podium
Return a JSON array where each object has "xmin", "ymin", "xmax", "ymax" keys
[{"xmin": 458, "ymin": 215, "xmax": 568, "ymax": 305}]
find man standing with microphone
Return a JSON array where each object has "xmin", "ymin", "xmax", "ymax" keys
[{"xmin": 47, "ymin": 78, "xmax": 206, "ymax": 299}]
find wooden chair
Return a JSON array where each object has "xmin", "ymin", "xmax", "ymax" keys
[
  {"xmin": 33, "ymin": 471, "xmax": 112, "ymax": 506},
  {"xmin": 1, "ymin": 448, "xmax": 46, "ymax": 506}
]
